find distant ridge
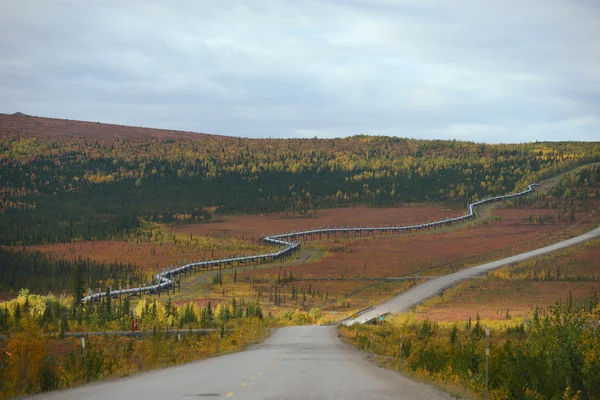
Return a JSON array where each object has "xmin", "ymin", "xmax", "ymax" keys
[{"xmin": 0, "ymin": 113, "xmax": 231, "ymax": 141}]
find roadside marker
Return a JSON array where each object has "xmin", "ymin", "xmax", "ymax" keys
[{"xmin": 485, "ymin": 328, "xmax": 491, "ymax": 400}]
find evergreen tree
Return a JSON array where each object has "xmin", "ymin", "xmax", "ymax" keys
[
  {"xmin": 72, "ymin": 261, "xmax": 85, "ymax": 318},
  {"xmin": 13, "ymin": 303, "xmax": 21, "ymax": 326},
  {"xmin": 105, "ymin": 286, "xmax": 112, "ymax": 319},
  {"xmin": 206, "ymin": 301, "xmax": 213, "ymax": 322}
]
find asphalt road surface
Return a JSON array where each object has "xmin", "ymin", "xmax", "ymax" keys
[
  {"xmin": 34, "ymin": 326, "xmax": 452, "ymax": 400},
  {"xmin": 346, "ymin": 226, "xmax": 600, "ymax": 324}
]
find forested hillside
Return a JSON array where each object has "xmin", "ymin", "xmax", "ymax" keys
[{"xmin": 1, "ymin": 114, "xmax": 599, "ymax": 245}]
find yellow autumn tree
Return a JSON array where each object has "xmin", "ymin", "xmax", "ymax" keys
[{"xmin": 4, "ymin": 316, "xmax": 47, "ymax": 397}]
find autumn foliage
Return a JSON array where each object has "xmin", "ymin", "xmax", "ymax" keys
[
  {"xmin": 2, "ymin": 114, "xmax": 600, "ymax": 246},
  {"xmin": 340, "ymin": 293, "xmax": 600, "ymax": 399},
  {"xmin": 0, "ymin": 290, "xmax": 267, "ymax": 398}
]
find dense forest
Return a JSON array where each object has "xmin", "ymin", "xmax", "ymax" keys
[
  {"xmin": 0, "ymin": 248, "xmax": 145, "ymax": 295},
  {"xmin": 551, "ymin": 164, "xmax": 600, "ymax": 199},
  {"xmin": 1, "ymin": 115, "xmax": 599, "ymax": 245}
]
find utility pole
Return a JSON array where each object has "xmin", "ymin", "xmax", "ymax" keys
[{"xmin": 485, "ymin": 327, "xmax": 490, "ymax": 400}]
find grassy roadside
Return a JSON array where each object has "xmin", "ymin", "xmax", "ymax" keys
[
  {"xmin": 339, "ymin": 291, "xmax": 600, "ymax": 400},
  {"xmin": 0, "ymin": 318, "xmax": 271, "ymax": 399}
]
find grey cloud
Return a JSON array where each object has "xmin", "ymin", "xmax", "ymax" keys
[{"xmin": 1, "ymin": 0, "xmax": 599, "ymax": 142}]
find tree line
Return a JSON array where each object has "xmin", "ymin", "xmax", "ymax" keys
[
  {"xmin": 0, "ymin": 290, "xmax": 267, "ymax": 398},
  {"xmin": 0, "ymin": 247, "xmax": 145, "ymax": 295},
  {"xmin": 2, "ymin": 129, "xmax": 600, "ymax": 246}
]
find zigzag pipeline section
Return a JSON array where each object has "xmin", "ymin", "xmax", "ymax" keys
[{"xmin": 83, "ymin": 184, "xmax": 538, "ymax": 302}]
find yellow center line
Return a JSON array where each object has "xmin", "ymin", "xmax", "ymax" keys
[
  {"xmin": 241, "ymin": 382, "xmax": 246, "ymax": 387},
  {"xmin": 250, "ymin": 376, "xmax": 255, "ymax": 380},
  {"xmin": 258, "ymin": 372, "xmax": 263, "ymax": 376},
  {"xmin": 226, "ymin": 392, "xmax": 233, "ymax": 397}
]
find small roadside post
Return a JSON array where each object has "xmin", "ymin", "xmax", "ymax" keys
[
  {"xmin": 82, "ymin": 337, "xmax": 87, "ymax": 382},
  {"xmin": 485, "ymin": 327, "xmax": 490, "ymax": 400},
  {"xmin": 398, "ymin": 334, "xmax": 403, "ymax": 368}
]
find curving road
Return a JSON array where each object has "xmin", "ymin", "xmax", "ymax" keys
[
  {"xmin": 34, "ymin": 326, "xmax": 453, "ymax": 400},
  {"xmin": 345, "ymin": 226, "xmax": 600, "ymax": 324}
]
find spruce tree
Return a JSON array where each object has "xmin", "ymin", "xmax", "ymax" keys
[
  {"xmin": 72, "ymin": 261, "xmax": 84, "ymax": 318},
  {"xmin": 207, "ymin": 301, "xmax": 213, "ymax": 322}
]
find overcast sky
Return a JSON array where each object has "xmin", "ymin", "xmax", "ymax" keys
[{"xmin": 1, "ymin": 1, "xmax": 599, "ymax": 142}]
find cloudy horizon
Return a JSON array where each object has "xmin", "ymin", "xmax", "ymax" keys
[{"xmin": 1, "ymin": 0, "xmax": 599, "ymax": 143}]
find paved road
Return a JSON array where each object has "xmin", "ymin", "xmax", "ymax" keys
[
  {"xmin": 346, "ymin": 226, "xmax": 600, "ymax": 324},
  {"xmin": 34, "ymin": 326, "xmax": 452, "ymax": 400}
]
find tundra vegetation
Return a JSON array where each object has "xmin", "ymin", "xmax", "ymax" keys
[
  {"xmin": 341, "ymin": 166, "xmax": 600, "ymax": 399},
  {"xmin": 1, "ymin": 115, "xmax": 600, "ymax": 398},
  {"xmin": 339, "ymin": 292, "xmax": 600, "ymax": 400},
  {"xmin": 2, "ymin": 115, "xmax": 599, "ymax": 247}
]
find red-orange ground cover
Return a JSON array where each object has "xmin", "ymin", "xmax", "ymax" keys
[
  {"xmin": 0, "ymin": 113, "xmax": 227, "ymax": 141},
  {"xmin": 416, "ymin": 281, "xmax": 599, "ymax": 323},
  {"xmin": 28, "ymin": 203, "xmax": 463, "ymax": 271},
  {"xmin": 239, "ymin": 204, "xmax": 599, "ymax": 282},
  {"xmin": 414, "ymin": 238, "xmax": 600, "ymax": 322},
  {"xmin": 29, "ymin": 241, "xmax": 179, "ymax": 270},
  {"xmin": 181, "ymin": 199, "xmax": 599, "ymax": 313},
  {"xmin": 173, "ymin": 203, "xmax": 463, "ymax": 239},
  {"xmin": 28, "ymin": 240, "xmax": 243, "ymax": 272},
  {"xmin": 22, "ymin": 191, "xmax": 600, "ymax": 315}
]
